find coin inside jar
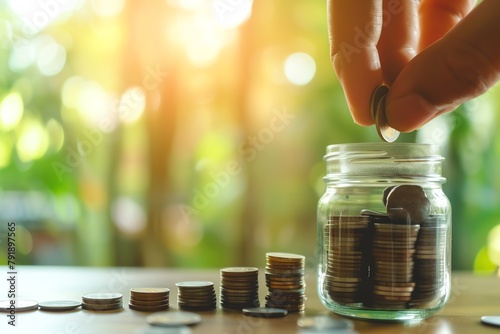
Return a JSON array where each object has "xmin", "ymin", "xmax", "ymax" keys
[
  {"xmin": 385, "ymin": 185, "xmax": 431, "ymax": 223},
  {"xmin": 370, "ymin": 85, "xmax": 400, "ymax": 143}
]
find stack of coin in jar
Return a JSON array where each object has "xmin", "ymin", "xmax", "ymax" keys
[
  {"xmin": 176, "ymin": 281, "xmax": 217, "ymax": 311},
  {"xmin": 410, "ymin": 215, "xmax": 447, "ymax": 307},
  {"xmin": 370, "ymin": 217, "xmax": 420, "ymax": 309},
  {"xmin": 128, "ymin": 288, "xmax": 169, "ymax": 312},
  {"xmin": 220, "ymin": 267, "xmax": 260, "ymax": 310},
  {"xmin": 81, "ymin": 292, "xmax": 123, "ymax": 311},
  {"xmin": 323, "ymin": 216, "xmax": 370, "ymax": 305},
  {"xmin": 265, "ymin": 252, "xmax": 306, "ymax": 312}
]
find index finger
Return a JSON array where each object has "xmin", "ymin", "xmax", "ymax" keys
[{"xmin": 328, "ymin": 0, "xmax": 383, "ymax": 126}]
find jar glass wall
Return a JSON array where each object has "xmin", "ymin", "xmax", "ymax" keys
[{"xmin": 317, "ymin": 143, "xmax": 451, "ymax": 321}]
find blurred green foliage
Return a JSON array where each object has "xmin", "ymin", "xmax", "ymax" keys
[{"xmin": 0, "ymin": 0, "xmax": 499, "ymax": 271}]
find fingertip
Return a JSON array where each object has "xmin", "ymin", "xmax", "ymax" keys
[{"xmin": 385, "ymin": 93, "xmax": 440, "ymax": 132}]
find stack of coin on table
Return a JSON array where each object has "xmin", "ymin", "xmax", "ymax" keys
[
  {"xmin": 324, "ymin": 216, "xmax": 370, "ymax": 305},
  {"xmin": 128, "ymin": 288, "xmax": 170, "ymax": 312},
  {"xmin": 81, "ymin": 292, "xmax": 123, "ymax": 311},
  {"xmin": 176, "ymin": 281, "xmax": 217, "ymax": 311},
  {"xmin": 411, "ymin": 215, "xmax": 447, "ymax": 307},
  {"xmin": 265, "ymin": 252, "xmax": 306, "ymax": 312},
  {"xmin": 220, "ymin": 267, "xmax": 260, "ymax": 310}
]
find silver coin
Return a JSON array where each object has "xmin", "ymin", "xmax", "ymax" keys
[
  {"xmin": 0, "ymin": 299, "xmax": 38, "ymax": 312},
  {"xmin": 370, "ymin": 85, "xmax": 399, "ymax": 142},
  {"xmin": 175, "ymin": 281, "xmax": 214, "ymax": 289},
  {"xmin": 147, "ymin": 311, "xmax": 202, "ymax": 327},
  {"xmin": 297, "ymin": 315, "xmax": 354, "ymax": 330},
  {"xmin": 39, "ymin": 300, "xmax": 82, "ymax": 311},
  {"xmin": 82, "ymin": 292, "xmax": 122, "ymax": 303},
  {"xmin": 242, "ymin": 307, "xmax": 288, "ymax": 318}
]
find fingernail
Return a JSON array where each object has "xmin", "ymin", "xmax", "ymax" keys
[{"xmin": 386, "ymin": 93, "xmax": 439, "ymax": 132}]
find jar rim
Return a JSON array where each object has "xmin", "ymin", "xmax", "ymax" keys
[
  {"xmin": 323, "ymin": 142, "xmax": 445, "ymax": 183},
  {"xmin": 325, "ymin": 143, "xmax": 443, "ymax": 161}
]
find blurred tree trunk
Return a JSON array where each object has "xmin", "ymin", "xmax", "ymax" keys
[
  {"xmin": 121, "ymin": 0, "xmax": 178, "ymax": 266},
  {"xmin": 235, "ymin": 4, "xmax": 261, "ymax": 266}
]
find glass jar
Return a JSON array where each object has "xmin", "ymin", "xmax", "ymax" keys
[{"xmin": 317, "ymin": 143, "xmax": 451, "ymax": 321}]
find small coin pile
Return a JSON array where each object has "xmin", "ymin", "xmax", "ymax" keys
[
  {"xmin": 82, "ymin": 292, "xmax": 123, "ymax": 311},
  {"xmin": 371, "ymin": 219, "xmax": 420, "ymax": 309},
  {"xmin": 265, "ymin": 252, "xmax": 306, "ymax": 312},
  {"xmin": 324, "ymin": 216, "xmax": 370, "ymax": 305},
  {"xmin": 370, "ymin": 85, "xmax": 400, "ymax": 143},
  {"xmin": 129, "ymin": 288, "xmax": 169, "ymax": 312},
  {"xmin": 220, "ymin": 267, "xmax": 260, "ymax": 310},
  {"xmin": 411, "ymin": 215, "xmax": 447, "ymax": 306},
  {"xmin": 176, "ymin": 281, "xmax": 216, "ymax": 311}
]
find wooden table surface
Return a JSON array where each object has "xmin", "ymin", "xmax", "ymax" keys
[{"xmin": 1, "ymin": 266, "xmax": 500, "ymax": 333}]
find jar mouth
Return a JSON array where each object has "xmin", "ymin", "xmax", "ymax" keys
[{"xmin": 323, "ymin": 143, "xmax": 446, "ymax": 184}]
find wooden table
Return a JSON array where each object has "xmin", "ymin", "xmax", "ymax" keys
[{"xmin": 1, "ymin": 266, "xmax": 499, "ymax": 333}]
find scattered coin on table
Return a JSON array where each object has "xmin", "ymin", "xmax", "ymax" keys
[
  {"xmin": 147, "ymin": 311, "xmax": 202, "ymax": 327},
  {"xmin": 297, "ymin": 315, "xmax": 354, "ymax": 330},
  {"xmin": 481, "ymin": 316, "xmax": 500, "ymax": 327},
  {"xmin": 242, "ymin": 307, "xmax": 288, "ymax": 318}
]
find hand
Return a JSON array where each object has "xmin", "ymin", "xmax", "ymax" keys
[{"xmin": 328, "ymin": 0, "xmax": 500, "ymax": 132}]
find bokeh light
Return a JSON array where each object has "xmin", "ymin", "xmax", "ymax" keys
[
  {"xmin": 284, "ymin": 52, "xmax": 316, "ymax": 86},
  {"xmin": 0, "ymin": 92, "xmax": 24, "ymax": 131},
  {"xmin": 8, "ymin": 42, "xmax": 36, "ymax": 72},
  {"xmin": 119, "ymin": 86, "xmax": 146, "ymax": 124},
  {"xmin": 487, "ymin": 224, "xmax": 500, "ymax": 266},
  {"xmin": 212, "ymin": 0, "xmax": 253, "ymax": 29},
  {"xmin": 112, "ymin": 197, "xmax": 146, "ymax": 235},
  {"xmin": 90, "ymin": 0, "xmax": 125, "ymax": 17},
  {"xmin": 46, "ymin": 118, "xmax": 65, "ymax": 153},
  {"xmin": 16, "ymin": 117, "xmax": 49, "ymax": 162},
  {"xmin": 37, "ymin": 37, "xmax": 67, "ymax": 76}
]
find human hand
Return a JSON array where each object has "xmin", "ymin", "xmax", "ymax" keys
[{"xmin": 328, "ymin": 0, "xmax": 500, "ymax": 132}]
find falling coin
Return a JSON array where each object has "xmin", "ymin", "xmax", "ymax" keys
[{"xmin": 370, "ymin": 85, "xmax": 400, "ymax": 143}]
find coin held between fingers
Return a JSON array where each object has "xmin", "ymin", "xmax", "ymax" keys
[{"xmin": 370, "ymin": 85, "xmax": 400, "ymax": 143}]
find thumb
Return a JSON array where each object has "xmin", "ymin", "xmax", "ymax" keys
[{"xmin": 386, "ymin": 0, "xmax": 500, "ymax": 133}]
